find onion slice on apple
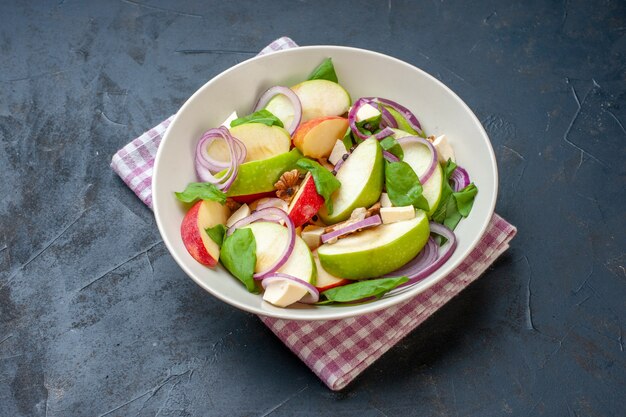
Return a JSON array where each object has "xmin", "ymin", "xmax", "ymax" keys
[
  {"xmin": 395, "ymin": 136, "xmax": 438, "ymax": 184},
  {"xmin": 195, "ymin": 126, "xmax": 246, "ymax": 192},
  {"xmin": 385, "ymin": 222, "xmax": 457, "ymax": 285},
  {"xmin": 252, "ymin": 86, "xmax": 302, "ymax": 135},
  {"xmin": 226, "ymin": 207, "xmax": 296, "ymax": 279},
  {"xmin": 450, "ymin": 165, "xmax": 470, "ymax": 191},
  {"xmin": 321, "ymin": 215, "xmax": 382, "ymax": 244},
  {"xmin": 261, "ymin": 273, "xmax": 320, "ymax": 304},
  {"xmin": 382, "ymin": 151, "xmax": 399, "ymax": 163},
  {"xmin": 364, "ymin": 97, "xmax": 425, "ymax": 137}
]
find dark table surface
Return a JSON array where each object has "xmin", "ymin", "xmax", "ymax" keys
[{"xmin": 1, "ymin": 1, "xmax": 625, "ymax": 416}]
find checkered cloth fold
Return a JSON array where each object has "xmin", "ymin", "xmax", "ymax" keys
[{"xmin": 111, "ymin": 37, "xmax": 516, "ymax": 391}]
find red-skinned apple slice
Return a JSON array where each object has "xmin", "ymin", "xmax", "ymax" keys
[
  {"xmin": 292, "ymin": 116, "xmax": 349, "ymax": 159},
  {"xmin": 180, "ymin": 200, "xmax": 229, "ymax": 267},
  {"xmin": 313, "ymin": 253, "xmax": 350, "ymax": 291},
  {"xmin": 287, "ymin": 172, "xmax": 324, "ymax": 227}
]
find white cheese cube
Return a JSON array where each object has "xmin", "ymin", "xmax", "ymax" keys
[
  {"xmin": 380, "ymin": 192, "xmax": 393, "ymax": 208},
  {"xmin": 433, "ymin": 134, "xmax": 455, "ymax": 163},
  {"xmin": 263, "ymin": 281, "xmax": 307, "ymax": 307},
  {"xmin": 380, "ymin": 206, "xmax": 416, "ymax": 224},
  {"xmin": 301, "ymin": 225, "xmax": 325, "ymax": 250},
  {"xmin": 226, "ymin": 203, "xmax": 250, "ymax": 227},
  {"xmin": 355, "ymin": 103, "xmax": 381, "ymax": 122},
  {"xmin": 220, "ymin": 111, "xmax": 238, "ymax": 128},
  {"xmin": 328, "ymin": 140, "xmax": 348, "ymax": 165}
]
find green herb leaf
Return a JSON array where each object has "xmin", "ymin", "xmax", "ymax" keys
[
  {"xmin": 379, "ymin": 137, "xmax": 404, "ymax": 160},
  {"xmin": 321, "ymin": 276, "xmax": 409, "ymax": 303},
  {"xmin": 341, "ymin": 127, "xmax": 353, "ymax": 152},
  {"xmin": 296, "ymin": 158, "xmax": 341, "ymax": 215},
  {"xmin": 307, "ymin": 58, "xmax": 339, "ymax": 83},
  {"xmin": 205, "ymin": 224, "xmax": 227, "ymax": 247},
  {"xmin": 174, "ymin": 182, "xmax": 226, "ymax": 204},
  {"xmin": 432, "ymin": 159, "xmax": 478, "ymax": 232},
  {"xmin": 230, "ymin": 109, "xmax": 284, "ymax": 128},
  {"xmin": 220, "ymin": 228, "xmax": 257, "ymax": 293},
  {"xmin": 384, "ymin": 161, "xmax": 429, "ymax": 211}
]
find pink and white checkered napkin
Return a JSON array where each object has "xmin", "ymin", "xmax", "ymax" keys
[{"xmin": 111, "ymin": 37, "xmax": 517, "ymax": 391}]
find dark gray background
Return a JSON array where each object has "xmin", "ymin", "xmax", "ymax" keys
[{"xmin": 1, "ymin": 0, "xmax": 625, "ymax": 416}]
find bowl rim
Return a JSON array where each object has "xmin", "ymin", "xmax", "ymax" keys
[{"xmin": 153, "ymin": 45, "xmax": 498, "ymax": 320}]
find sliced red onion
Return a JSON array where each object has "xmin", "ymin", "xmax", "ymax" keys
[
  {"xmin": 261, "ymin": 273, "xmax": 320, "ymax": 304},
  {"xmin": 321, "ymin": 215, "xmax": 382, "ymax": 244},
  {"xmin": 385, "ymin": 222, "xmax": 457, "ymax": 285},
  {"xmin": 254, "ymin": 197, "xmax": 288, "ymax": 212},
  {"xmin": 396, "ymin": 136, "xmax": 438, "ymax": 183},
  {"xmin": 226, "ymin": 207, "xmax": 296, "ymax": 279},
  {"xmin": 450, "ymin": 165, "xmax": 470, "ymax": 192},
  {"xmin": 333, "ymin": 157, "xmax": 345, "ymax": 172},
  {"xmin": 373, "ymin": 127, "xmax": 395, "ymax": 140},
  {"xmin": 252, "ymin": 86, "xmax": 302, "ymax": 135},
  {"xmin": 379, "ymin": 104, "xmax": 398, "ymax": 129},
  {"xmin": 365, "ymin": 97, "xmax": 425, "ymax": 137},
  {"xmin": 382, "ymin": 151, "xmax": 399, "ymax": 163},
  {"xmin": 195, "ymin": 126, "xmax": 246, "ymax": 192}
]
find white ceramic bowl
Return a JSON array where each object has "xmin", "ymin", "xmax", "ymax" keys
[{"xmin": 153, "ymin": 46, "xmax": 498, "ymax": 320}]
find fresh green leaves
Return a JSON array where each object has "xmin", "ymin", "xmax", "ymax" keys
[
  {"xmin": 230, "ymin": 109, "xmax": 284, "ymax": 128},
  {"xmin": 379, "ymin": 137, "xmax": 404, "ymax": 160},
  {"xmin": 320, "ymin": 276, "xmax": 408, "ymax": 303},
  {"xmin": 432, "ymin": 159, "xmax": 478, "ymax": 231},
  {"xmin": 384, "ymin": 161, "xmax": 429, "ymax": 211},
  {"xmin": 220, "ymin": 228, "xmax": 257, "ymax": 293},
  {"xmin": 205, "ymin": 224, "xmax": 227, "ymax": 247},
  {"xmin": 296, "ymin": 158, "xmax": 341, "ymax": 214},
  {"xmin": 174, "ymin": 182, "xmax": 226, "ymax": 204},
  {"xmin": 342, "ymin": 127, "xmax": 354, "ymax": 151},
  {"xmin": 307, "ymin": 58, "xmax": 338, "ymax": 83}
]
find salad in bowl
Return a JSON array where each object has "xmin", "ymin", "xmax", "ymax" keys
[
  {"xmin": 152, "ymin": 46, "xmax": 497, "ymax": 320},
  {"xmin": 172, "ymin": 58, "xmax": 479, "ymax": 309}
]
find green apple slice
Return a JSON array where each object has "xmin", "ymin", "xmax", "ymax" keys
[
  {"xmin": 245, "ymin": 222, "xmax": 316, "ymax": 285},
  {"xmin": 385, "ymin": 106, "xmax": 420, "ymax": 135},
  {"xmin": 207, "ymin": 123, "xmax": 290, "ymax": 164},
  {"xmin": 224, "ymin": 149, "xmax": 302, "ymax": 197},
  {"xmin": 318, "ymin": 137, "xmax": 384, "ymax": 224},
  {"xmin": 317, "ymin": 210, "xmax": 430, "ymax": 279},
  {"xmin": 290, "ymin": 79, "xmax": 351, "ymax": 122},
  {"xmin": 264, "ymin": 95, "xmax": 297, "ymax": 130},
  {"xmin": 392, "ymin": 129, "xmax": 443, "ymax": 217}
]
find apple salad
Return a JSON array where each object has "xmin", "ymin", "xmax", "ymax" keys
[{"xmin": 175, "ymin": 58, "xmax": 478, "ymax": 308}]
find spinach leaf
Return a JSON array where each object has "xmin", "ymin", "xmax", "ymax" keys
[
  {"xmin": 384, "ymin": 161, "xmax": 429, "ymax": 211},
  {"xmin": 307, "ymin": 58, "xmax": 339, "ymax": 83},
  {"xmin": 432, "ymin": 159, "xmax": 478, "ymax": 232},
  {"xmin": 379, "ymin": 137, "xmax": 404, "ymax": 160},
  {"xmin": 175, "ymin": 182, "xmax": 226, "ymax": 204},
  {"xmin": 230, "ymin": 109, "xmax": 284, "ymax": 128},
  {"xmin": 205, "ymin": 224, "xmax": 227, "ymax": 247},
  {"xmin": 321, "ymin": 276, "xmax": 408, "ymax": 303},
  {"xmin": 220, "ymin": 228, "xmax": 257, "ymax": 293},
  {"xmin": 296, "ymin": 158, "xmax": 341, "ymax": 214},
  {"xmin": 342, "ymin": 127, "xmax": 354, "ymax": 151}
]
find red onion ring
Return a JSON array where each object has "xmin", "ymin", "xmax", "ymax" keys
[
  {"xmin": 252, "ymin": 86, "xmax": 302, "ymax": 135},
  {"xmin": 321, "ymin": 215, "xmax": 382, "ymax": 244},
  {"xmin": 385, "ymin": 222, "xmax": 457, "ymax": 285},
  {"xmin": 396, "ymin": 136, "xmax": 438, "ymax": 183},
  {"xmin": 195, "ymin": 126, "xmax": 246, "ymax": 192},
  {"xmin": 333, "ymin": 157, "xmax": 345, "ymax": 172},
  {"xmin": 379, "ymin": 105, "xmax": 398, "ymax": 129},
  {"xmin": 382, "ymin": 151, "xmax": 400, "ymax": 163},
  {"xmin": 261, "ymin": 273, "xmax": 320, "ymax": 304},
  {"xmin": 365, "ymin": 97, "xmax": 425, "ymax": 137},
  {"xmin": 226, "ymin": 207, "xmax": 296, "ymax": 279},
  {"xmin": 450, "ymin": 165, "xmax": 470, "ymax": 192}
]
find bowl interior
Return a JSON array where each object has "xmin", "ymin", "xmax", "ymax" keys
[{"xmin": 152, "ymin": 46, "xmax": 497, "ymax": 320}]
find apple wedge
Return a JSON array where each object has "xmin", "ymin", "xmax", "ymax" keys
[
  {"xmin": 205, "ymin": 123, "xmax": 290, "ymax": 164},
  {"xmin": 318, "ymin": 137, "xmax": 384, "ymax": 224},
  {"xmin": 392, "ymin": 129, "xmax": 443, "ymax": 216},
  {"xmin": 313, "ymin": 253, "xmax": 350, "ymax": 291},
  {"xmin": 317, "ymin": 210, "xmax": 430, "ymax": 279},
  {"xmin": 245, "ymin": 222, "xmax": 316, "ymax": 307},
  {"xmin": 292, "ymin": 79, "xmax": 351, "ymax": 122},
  {"xmin": 287, "ymin": 172, "xmax": 324, "ymax": 227},
  {"xmin": 292, "ymin": 116, "xmax": 349, "ymax": 159},
  {"xmin": 180, "ymin": 200, "xmax": 230, "ymax": 267},
  {"xmin": 224, "ymin": 149, "xmax": 302, "ymax": 197}
]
